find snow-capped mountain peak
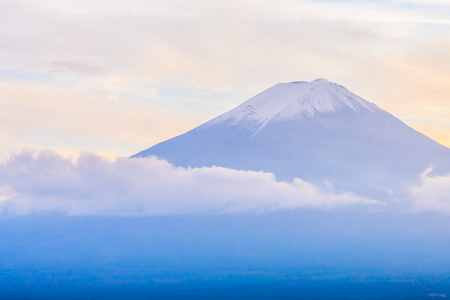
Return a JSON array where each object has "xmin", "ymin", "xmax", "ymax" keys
[
  {"xmin": 206, "ymin": 79, "xmax": 379, "ymax": 129},
  {"xmin": 133, "ymin": 79, "xmax": 450, "ymax": 198}
]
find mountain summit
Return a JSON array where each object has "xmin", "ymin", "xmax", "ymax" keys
[
  {"xmin": 133, "ymin": 79, "xmax": 450, "ymax": 198},
  {"xmin": 206, "ymin": 78, "xmax": 378, "ymax": 130}
]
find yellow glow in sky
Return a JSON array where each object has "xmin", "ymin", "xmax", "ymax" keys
[{"xmin": 1, "ymin": 0, "xmax": 449, "ymax": 158}]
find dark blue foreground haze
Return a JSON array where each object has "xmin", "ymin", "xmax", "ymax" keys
[{"xmin": 1, "ymin": 211, "xmax": 450, "ymax": 299}]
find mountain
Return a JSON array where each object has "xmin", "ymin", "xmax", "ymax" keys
[{"xmin": 133, "ymin": 79, "xmax": 450, "ymax": 198}]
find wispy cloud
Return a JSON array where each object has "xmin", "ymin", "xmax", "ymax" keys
[
  {"xmin": 409, "ymin": 168, "xmax": 450, "ymax": 214},
  {"xmin": 47, "ymin": 61, "xmax": 106, "ymax": 75},
  {"xmin": 0, "ymin": 151, "xmax": 379, "ymax": 216}
]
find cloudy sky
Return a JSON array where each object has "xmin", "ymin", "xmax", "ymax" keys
[
  {"xmin": 1, "ymin": 0, "xmax": 450, "ymax": 159},
  {"xmin": 2, "ymin": 151, "xmax": 449, "ymax": 216},
  {"xmin": 0, "ymin": 151, "xmax": 380, "ymax": 215}
]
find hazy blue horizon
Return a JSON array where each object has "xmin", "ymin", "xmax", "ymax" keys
[{"xmin": 2, "ymin": 211, "xmax": 450, "ymax": 298}]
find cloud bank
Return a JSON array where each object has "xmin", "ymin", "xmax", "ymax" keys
[
  {"xmin": 0, "ymin": 151, "xmax": 378, "ymax": 216},
  {"xmin": 410, "ymin": 168, "xmax": 450, "ymax": 214}
]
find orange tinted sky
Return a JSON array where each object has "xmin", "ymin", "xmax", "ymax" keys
[{"xmin": 1, "ymin": 0, "xmax": 449, "ymax": 159}]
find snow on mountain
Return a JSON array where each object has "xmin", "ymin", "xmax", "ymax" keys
[
  {"xmin": 133, "ymin": 79, "xmax": 450, "ymax": 199},
  {"xmin": 205, "ymin": 78, "xmax": 378, "ymax": 131}
]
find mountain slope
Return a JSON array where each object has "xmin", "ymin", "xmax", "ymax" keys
[{"xmin": 133, "ymin": 79, "xmax": 450, "ymax": 198}]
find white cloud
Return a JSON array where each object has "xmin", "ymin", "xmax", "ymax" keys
[
  {"xmin": 409, "ymin": 168, "xmax": 450, "ymax": 214},
  {"xmin": 0, "ymin": 151, "xmax": 379, "ymax": 216},
  {"xmin": 393, "ymin": 0, "xmax": 450, "ymax": 6}
]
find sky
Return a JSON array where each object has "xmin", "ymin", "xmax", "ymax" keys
[{"xmin": 1, "ymin": 0, "xmax": 450, "ymax": 160}]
